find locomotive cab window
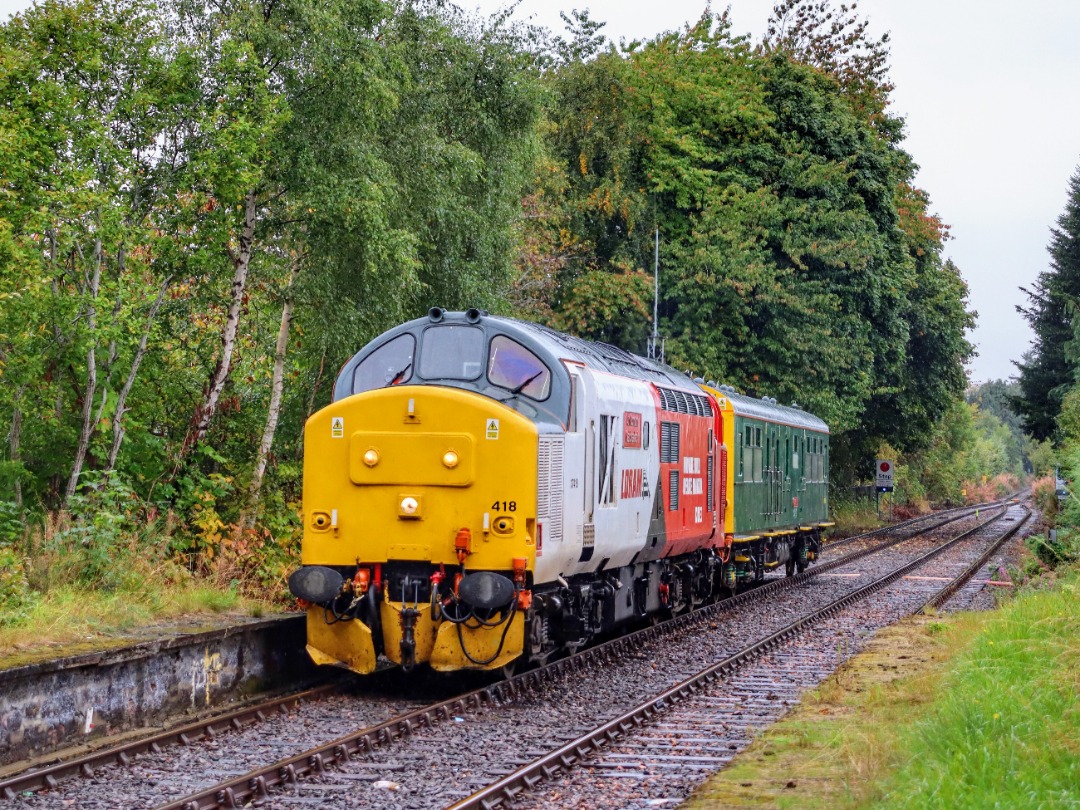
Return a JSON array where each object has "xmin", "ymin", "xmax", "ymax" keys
[
  {"xmin": 352, "ymin": 333, "xmax": 415, "ymax": 393},
  {"xmin": 488, "ymin": 336, "xmax": 551, "ymax": 400},
  {"xmin": 419, "ymin": 325, "xmax": 484, "ymax": 380}
]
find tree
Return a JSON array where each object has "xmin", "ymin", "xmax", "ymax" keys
[
  {"xmin": 0, "ymin": 0, "xmax": 183, "ymax": 506},
  {"xmin": 1014, "ymin": 163, "xmax": 1080, "ymax": 442},
  {"xmin": 763, "ymin": 0, "xmax": 895, "ymax": 132},
  {"xmin": 532, "ymin": 5, "xmax": 972, "ymax": 491}
]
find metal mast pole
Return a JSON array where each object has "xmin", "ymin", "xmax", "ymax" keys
[{"xmin": 650, "ymin": 227, "xmax": 659, "ymax": 360}]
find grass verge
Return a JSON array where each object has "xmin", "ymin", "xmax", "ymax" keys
[
  {"xmin": 683, "ymin": 570, "xmax": 1080, "ymax": 809},
  {"xmin": 0, "ymin": 573, "xmax": 279, "ymax": 670}
]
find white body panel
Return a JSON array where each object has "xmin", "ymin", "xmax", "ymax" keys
[{"xmin": 535, "ymin": 366, "xmax": 659, "ymax": 583}]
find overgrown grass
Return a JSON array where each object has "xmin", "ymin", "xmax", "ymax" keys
[
  {"xmin": 685, "ymin": 567, "xmax": 1080, "ymax": 809},
  {"xmin": 875, "ymin": 576, "xmax": 1078, "ymax": 809},
  {"xmin": 0, "ymin": 579, "xmax": 275, "ymax": 662},
  {"xmin": 0, "ymin": 488, "xmax": 290, "ymax": 660},
  {"xmin": 829, "ymin": 495, "xmax": 889, "ymax": 537}
]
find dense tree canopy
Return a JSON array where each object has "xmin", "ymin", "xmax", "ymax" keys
[
  {"xmin": 0, "ymin": 0, "xmax": 541, "ymax": 547},
  {"xmin": 520, "ymin": 8, "xmax": 973, "ymax": 468},
  {"xmin": 0, "ymin": 0, "xmax": 979, "ymax": 575}
]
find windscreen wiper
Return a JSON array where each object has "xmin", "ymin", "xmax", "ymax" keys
[
  {"xmin": 386, "ymin": 363, "xmax": 412, "ymax": 386},
  {"xmin": 509, "ymin": 370, "xmax": 543, "ymax": 395}
]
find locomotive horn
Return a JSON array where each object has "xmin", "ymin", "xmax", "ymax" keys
[
  {"xmin": 428, "ymin": 307, "xmax": 445, "ymax": 322},
  {"xmin": 465, "ymin": 308, "xmax": 483, "ymax": 323}
]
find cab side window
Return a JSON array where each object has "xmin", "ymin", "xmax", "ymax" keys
[{"xmin": 487, "ymin": 336, "xmax": 551, "ymax": 400}]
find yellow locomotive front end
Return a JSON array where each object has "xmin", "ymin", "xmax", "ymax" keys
[{"xmin": 294, "ymin": 384, "xmax": 538, "ymax": 674}]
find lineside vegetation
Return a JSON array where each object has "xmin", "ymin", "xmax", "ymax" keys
[{"xmin": 0, "ymin": 0, "xmax": 1041, "ymax": 630}]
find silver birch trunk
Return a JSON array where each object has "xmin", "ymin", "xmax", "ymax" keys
[
  {"xmin": 184, "ymin": 189, "xmax": 258, "ymax": 456},
  {"xmin": 64, "ymin": 238, "xmax": 103, "ymax": 504},
  {"xmin": 241, "ymin": 260, "xmax": 300, "ymax": 531},
  {"xmin": 106, "ymin": 276, "xmax": 171, "ymax": 474}
]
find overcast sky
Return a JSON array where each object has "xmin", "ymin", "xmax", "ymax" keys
[{"xmin": 2, "ymin": 0, "xmax": 1078, "ymax": 384}]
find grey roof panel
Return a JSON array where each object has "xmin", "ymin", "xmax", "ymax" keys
[{"xmin": 720, "ymin": 389, "xmax": 830, "ymax": 432}]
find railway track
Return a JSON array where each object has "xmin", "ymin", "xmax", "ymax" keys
[
  {"xmin": 0, "ymin": 500, "xmax": 1026, "ymax": 809},
  {"xmin": 457, "ymin": 502, "xmax": 1031, "ymax": 810}
]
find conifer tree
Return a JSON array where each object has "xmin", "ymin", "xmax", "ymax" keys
[{"xmin": 1014, "ymin": 164, "xmax": 1080, "ymax": 441}]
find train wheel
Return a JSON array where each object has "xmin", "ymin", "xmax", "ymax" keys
[{"xmin": 500, "ymin": 659, "xmax": 519, "ymax": 680}]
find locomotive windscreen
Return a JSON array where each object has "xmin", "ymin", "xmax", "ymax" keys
[{"xmin": 419, "ymin": 324, "xmax": 485, "ymax": 380}]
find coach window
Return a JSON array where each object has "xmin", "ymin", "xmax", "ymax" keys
[
  {"xmin": 352, "ymin": 333, "xmax": 415, "ymax": 393},
  {"xmin": 753, "ymin": 427, "xmax": 763, "ymax": 483},
  {"xmin": 488, "ymin": 335, "xmax": 551, "ymax": 400},
  {"xmin": 419, "ymin": 325, "xmax": 484, "ymax": 380},
  {"xmin": 737, "ymin": 429, "xmax": 744, "ymax": 481}
]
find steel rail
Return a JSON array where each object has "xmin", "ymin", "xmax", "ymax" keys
[
  {"xmin": 921, "ymin": 509, "xmax": 1031, "ymax": 611},
  {"xmin": 159, "ymin": 504, "xmax": 1012, "ymax": 810},
  {"xmin": 6, "ymin": 501, "xmax": 1002, "ymax": 805},
  {"xmin": 448, "ymin": 506, "xmax": 1025, "ymax": 810},
  {"xmin": 0, "ymin": 682, "xmax": 340, "ymax": 801},
  {"xmin": 826, "ymin": 497, "xmax": 1014, "ymax": 549}
]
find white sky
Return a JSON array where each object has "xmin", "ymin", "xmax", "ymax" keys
[{"xmin": 3, "ymin": 0, "xmax": 1078, "ymax": 384}]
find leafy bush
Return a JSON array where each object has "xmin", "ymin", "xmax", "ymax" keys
[
  {"xmin": 1024, "ymin": 532, "xmax": 1080, "ymax": 568},
  {"xmin": 0, "ymin": 544, "xmax": 37, "ymax": 626},
  {"xmin": 0, "ymin": 500, "xmax": 24, "ymax": 546},
  {"xmin": 1031, "ymin": 474, "xmax": 1059, "ymax": 517},
  {"xmin": 828, "ymin": 494, "xmax": 886, "ymax": 536}
]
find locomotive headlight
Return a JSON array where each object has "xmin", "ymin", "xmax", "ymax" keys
[
  {"xmin": 442, "ymin": 450, "xmax": 459, "ymax": 469},
  {"xmin": 363, "ymin": 448, "xmax": 380, "ymax": 467},
  {"xmin": 400, "ymin": 496, "xmax": 419, "ymax": 515}
]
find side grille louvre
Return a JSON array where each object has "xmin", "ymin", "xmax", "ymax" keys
[
  {"xmin": 660, "ymin": 421, "xmax": 680, "ymax": 464},
  {"xmin": 538, "ymin": 435, "xmax": 564, "ymax": 545},
  {"xmin": 707, "ymin": 454, "xmax": 715, "ymax": 512},
  {"xmin": 656, "ymin": 387, "xmax": 710, "ymax": 416}
]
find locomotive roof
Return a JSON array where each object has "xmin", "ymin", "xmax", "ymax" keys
[
  {"xmin": 713, "ymin": 387, "xmax": 830, "ymax": 433},
  {"xmin": 336, "ymin": 310, "xmax": 829, "ymax": 432},
  {"xmin": 491, "ymin": 315, "xmax": 702, "ymax": 392}
]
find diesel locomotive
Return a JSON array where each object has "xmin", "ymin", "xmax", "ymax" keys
[{"xmin": 288, "ymin": 309, "xmax": 831, "ymax": 674}]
